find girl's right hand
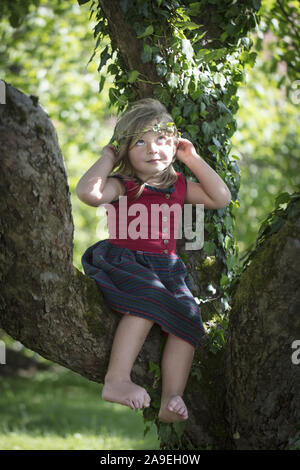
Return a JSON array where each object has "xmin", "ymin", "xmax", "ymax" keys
[{"xmin": 102, "ymin": 144, "xmax": 119, "ymax": 163}]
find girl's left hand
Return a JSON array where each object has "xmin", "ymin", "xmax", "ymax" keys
[{"xmin": 175, "ymin": 138, "xmax": 198, "ymax": 163}]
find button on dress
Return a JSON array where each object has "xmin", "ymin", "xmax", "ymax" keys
[{"xmin": 81, "ymin": 171, "xmax": 205, "ymax": 348}]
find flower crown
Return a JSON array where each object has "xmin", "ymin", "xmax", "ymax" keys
[{"xmin": 110, "ymin": 122, "xmax": 180, "ymax": 150}]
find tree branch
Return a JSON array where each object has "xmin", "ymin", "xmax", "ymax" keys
[{"xmin": 0, "ymin": 82, "xmax": 162, "ymax": 387}]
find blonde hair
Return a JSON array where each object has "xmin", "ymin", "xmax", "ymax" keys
[{"xmin": 109, "ymin": 98, "xmax": 178, "ymax": 200}]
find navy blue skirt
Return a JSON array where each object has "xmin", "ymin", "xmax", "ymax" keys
[{"xmin": 81, "ymin": 240, "xmax": 206, "ymax": 348}]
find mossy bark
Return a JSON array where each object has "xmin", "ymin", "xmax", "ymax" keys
[{"xmin": 226, "ymin": 218, "xmax": 300, "ymax": 449}]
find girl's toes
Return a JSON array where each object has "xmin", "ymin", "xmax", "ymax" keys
[
  {"xmin": 143, "ymin": 394, "xmax": 151, "ymax": 408},
  {"xmin": 180, "ymin": 408, "xmax": 188, "ymax": 418},
  {"xmin": 168, "ymin": 396, "xmax": 188, "ymax": 418},
  {"xmin": 168, "ymin": 397, "xmax": 180, "ymax": 412}
]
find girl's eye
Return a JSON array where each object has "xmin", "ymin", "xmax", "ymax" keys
[
  {"xmin": 135, "ymin": 139, "xmax": 145, "ymax": 146},
  {"xmin": 157, "ymin": 135, "xmax": 166, "ymax": 143}
]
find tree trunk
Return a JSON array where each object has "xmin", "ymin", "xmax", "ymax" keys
[
  {"xmin": 2, "ymin": 81, "xmax": 299, "ymax": 450},
  {"xmin": 98, "ymin": 0, "xmax": 160, "ymax": 99},
  {"xmin": 226, "ymin": 217, "xmax": 300, "ymax": 450},
  {"xmin": 0, "ymin": 82, "xmax": 163, "ymax": 387}
]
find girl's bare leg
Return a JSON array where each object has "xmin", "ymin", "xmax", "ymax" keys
[
  {"xmin": 102, "ymin": 315, "xmax": 154, "ymax": 410},
  {"xmin": 158, "ymin": 333, "xmax": 195, "ymax": 423}
]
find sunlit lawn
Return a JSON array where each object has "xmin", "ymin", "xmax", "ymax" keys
[{"xmin": 0, "ymin": 366, "xmax": 160, "ymax": 450}]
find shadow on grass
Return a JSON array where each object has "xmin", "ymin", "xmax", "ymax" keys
[{"xmin": 0, "ymin": 365, "xmax": 159, "ymax": 450}]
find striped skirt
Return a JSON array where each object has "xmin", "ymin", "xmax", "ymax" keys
[{"xmin": 81, "ymin": 239, "xmax": 206, "ymax": 348}]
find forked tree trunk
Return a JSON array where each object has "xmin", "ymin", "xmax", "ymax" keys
[
  {"xmin": 1, "ymin": 81, "xmax": 300, "ymax": 450},
  {"xmin": 0, "ymin": 82, "xmax": 220, "ymax": 448}
]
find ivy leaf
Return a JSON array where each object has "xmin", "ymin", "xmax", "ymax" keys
[
  {"xmin": 107, "ymin": 63, "xmax": 119, "ymax": 75},
  {"xmin": 212, "ymin": 136, "xmax": 222, "ymax": 150},
  {"xmin": 137, "ymin": 24, "xmax": 154, "ymax": 39},
  {"xmin": 214, "ymin": 72, "xmax": 226, "ymax": 87},
  {"xmin": 220, "ymin": 273, "xmax": 230, "ymax": 287},
  {"xmin": 141, "ymin": 44, "xmax": 153, "ymax": 63},
  {"xmin": 167, "ymin": 72, "xmax": 179, "ymax": 88},
  {"xmin": 181, "ymin": 39, "xmax": 194, "ymax": 60},
  {"xmin": 176, "ymin": 21, "xmax": 201, "ymax": 31},
  {"xmin": 172, "ymin": 421, "xmax": 186, "ymax": 439},
  {"xmin": 149, "ymin": 360, "xmax": 161, "ymax": 379},
  {"xmin": 109, "ymin": 87, "xmax": 126, "ymax": 106},
  {"xmin": 217, "ymin": 101, "xmax": 232, "ymax": 115},
  {"xmin": 99, "ymin": 75, "xmax": 106, "ymax": 93},
  {"xmin": 98, "ymin": 45, "xmax": 110, "ymax": 71},
  {"xmin": 203, "ymin": 241, "xmax": 216, "ymax": 255},
  {"xmin": 186, "ymin": 124, "xmax": 199, "ymax": 137},
  {"xmin": 128, "ymin": 70, "xmax": 140, "ymax": 83},
  {"xmin": 202, "ymin": 121, "xmax": 212, "ymax": 140},
  {"xmin": 275, "ymin": 192, "xmax": 291, "ymax": 208}
]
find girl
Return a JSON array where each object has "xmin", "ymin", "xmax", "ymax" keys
[{"xmin": 76, "ymin": 99, "xmax": 231, "ymax": 423}]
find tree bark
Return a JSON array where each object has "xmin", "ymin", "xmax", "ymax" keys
[
  {"xmin": 226, "ymin": 216, "xmax": 300, "ymax": 450},
  {"xmin": 0, "ymin": 82, "xmax": 163, "ymax": 387},
  {"xmin": 98, "ymin": 0, "xmax": 160, "ymax": 99}
]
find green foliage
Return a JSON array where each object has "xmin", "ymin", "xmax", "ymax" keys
[
  {"xmin": 0, "ymin": 366, "xmax": 159, "ymax": 449},
  {"xmin": 206, "ymin": 314, "xmax": 228, "ymax": 354},
  {"xmin": 255, "ymin": 0, "xmax": 300, "ymax": 88},
  {"xmin": 230, "ymin": 60, "xmax": 300, "ymax": 254},
  {"xmin": 0, "ymin": 0, "xmax": 40, "ymax": 28}
]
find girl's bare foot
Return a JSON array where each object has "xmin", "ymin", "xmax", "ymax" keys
[
  {"xmin": 158, "ymin": 395, "xmax": 188, "ymax": 423},
  {"xmin": 102, "ymin": 377, "xmax": 151, "ymax": 410}
]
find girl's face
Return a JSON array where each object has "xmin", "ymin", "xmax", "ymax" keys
[{"xmin": 128, "ymin": 129, "xmax": 177, "ymax": 181}]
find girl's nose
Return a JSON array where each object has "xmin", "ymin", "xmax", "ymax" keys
[{"xmin": 147, "ymin": 140, "xmax": 158, "ymax": 153}]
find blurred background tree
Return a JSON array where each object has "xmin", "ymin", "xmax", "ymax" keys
[
  {"xmin": 231, "ymin": 53, "xmax": 299, "ymax": 255},
  {"xmin": 230, "ymin": 0, "xmax": 299, "ymax": 255}
]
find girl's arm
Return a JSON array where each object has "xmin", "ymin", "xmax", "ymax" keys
[
  {"xmin": 76, "ymin": 145, "xmax": 124, "ymax": 206},
  {"xmin": 176, "ymin": 138, "xmax": 232, "ymax": 209}
]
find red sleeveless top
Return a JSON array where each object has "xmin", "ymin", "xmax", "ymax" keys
[{"xmin": 103, "ymin": 172, "xmax": 187, "ymax": 255}]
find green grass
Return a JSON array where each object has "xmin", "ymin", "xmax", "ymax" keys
[{"xmin": 0, "ymin": 366, "xmax": 160, "ymax": 450}]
